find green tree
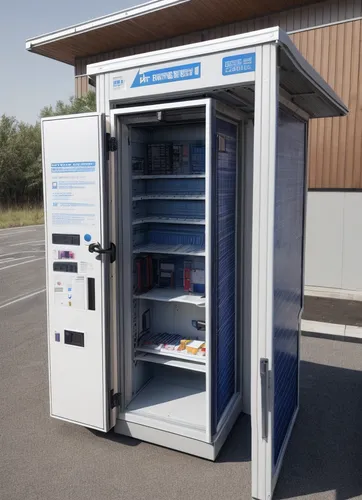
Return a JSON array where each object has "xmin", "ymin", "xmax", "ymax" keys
[
  {"xmin": 39, "ymin": 91, "xmax": 96, "ymax": 118},
  {"xmin": 0, "ymin": 91, "xmax": 97, "ymax": 206},
  {"xmin": 0, "ymin": 116, "xmax": 42, "ymax": 204}
]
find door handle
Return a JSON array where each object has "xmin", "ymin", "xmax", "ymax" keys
[
  {"xmin": 88, "ymin": 242, "xmax": 116, "ymax": 263},
  {"xmin": 260, "ymin": 358, "xmax": 269, "ymax": 440}
]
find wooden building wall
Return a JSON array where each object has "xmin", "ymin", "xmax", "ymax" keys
[
  {"xmin": 74, "ymin": 0, "xmax": 362, "ymax": 189},
  {"xmin": 292, "ymin": 21, "xmax": 362, "ymax": 189}
]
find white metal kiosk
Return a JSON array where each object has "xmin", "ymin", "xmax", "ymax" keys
[{"xmin": 41, "ymin": 27, "xmax": 347, "ymax": 500}]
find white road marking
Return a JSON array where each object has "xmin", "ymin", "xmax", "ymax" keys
[
  {"xmin": 0, "ymin": 230, "xmax": 36, "ymax": 239},
  {"xmin": 0, "ymin": 288, "xmax": 46, "ymax": 310},
  {"xmin": 0, "ymin": 257, "xmax": 44, "ymax": 271},
  {"xmin": 0, "ymin": 224, "xmax": 44, "ymax": 233},
  {"xmin": 0, "ymin": 251, "xmax": 44, "ymax": 258},
  {"xmin": 0, "ymin": 256, "xmax": 35, "ymax": 264},
  {"xmin": 0, "ymin": 258, "xmax": 15, "ymax": 264},
  {"xmin": 9, "ymin": 240, "xmax": 45, "ymax": 247}
]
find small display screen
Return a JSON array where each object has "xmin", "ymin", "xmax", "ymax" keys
[
  {"xmin": 53, "ymin": 262, "xmax": 78, "ymax": 273},
  {"xmin": 52, "ymin": 234, "xmax": 80, "ymax": 246}
]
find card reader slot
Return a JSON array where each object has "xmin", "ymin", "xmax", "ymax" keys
[
  {"xmin": 88, "ymin": 278, "xmax": 96, "ymax": 311},
  {"xmin": 64, "ymin": 330, "xmax": 84, "ymax": 347}
]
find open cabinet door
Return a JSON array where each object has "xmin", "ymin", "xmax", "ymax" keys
[
  {"xmin": 42, "ymin": 113, "xmax": 117, "ymax": 432},
  {"xmin": 251, "ymin": 43, "xmax": 305, "ymax": 500}
]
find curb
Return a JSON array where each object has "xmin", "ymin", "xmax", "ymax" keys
[
  {"xmin": 301, "ymin": 319, "xmax": 362, "ymax": 343},
  {"xmin": 304, "ymin": 286, "xmax": 362, "ymax": 302}
]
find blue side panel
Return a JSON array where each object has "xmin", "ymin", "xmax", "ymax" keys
[
  {"xmin": 273, "ymin": 109, "xmax": 306, "ymax": 467},
  {"xmin": 214, "ymin": 118, "xmax": 237, "ymax": 423}
]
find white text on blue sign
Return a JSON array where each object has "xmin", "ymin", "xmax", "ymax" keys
[
  {"xmin": 132, "ymin": 62, "xmax": 201, "ymax": 88},
  {"xmin": 51, "ymin": 162, "xmax": 96, "ymax": 174},
  {"xmin": 222, "ymin": 53, "xmax": 256, "ymax": 76}
]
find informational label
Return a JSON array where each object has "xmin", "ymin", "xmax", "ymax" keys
[
  {"xmin": 54, "ymin": 275, "xmax": 86, "ymax": 310},
  {"xmin": 51, "ymin": 162, "xmax": 96, "ymax": 173},
  {"xmin": 131, "ymin": 62, "xmax": 201, "ymax": 88},
  {"xmin": 113, "ymin": 76, "xmax": 125, "ymax": 90},
  {"xmin": 51, "ymin": 161, "xmax": 97, "ymax": 226},
  {"xmin": 222, "ymin": 53, "xmax": 256, "ymax": 76},
  {"xmin": 79, "ymin": 261, "xmax": 94, "ymax": 274}
]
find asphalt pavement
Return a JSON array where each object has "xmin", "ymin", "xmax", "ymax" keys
[
  {"xmin": 0, "ymin": 225, "xmax": 46, "ymax": 308},
  {"xmin": 1, "ymin": 225, "xmax": 362, "ymax": 500},
  {"xmin": 304, "ymin": 295, "xmax": 362, "ymax": 327}
]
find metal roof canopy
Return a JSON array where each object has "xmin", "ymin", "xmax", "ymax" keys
[
  {"xmin": 25, "ymin": 0, "xmax": 327, "ymax": 66},
  {"xmin": 87, "ymin": 27, "xmax": 347, "ymax": 119}
]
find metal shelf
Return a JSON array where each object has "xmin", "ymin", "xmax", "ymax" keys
[
  {"xmin": 133, "ymin": 175, "xmax": 205, "ymax": 179},
  {"xmin": 133, "ymin": 216, "xmax": 205, "ymax": 226},
  {"xmin": 132, "ymin": 193, "xmax": 205, "ymax": 201},
  {"xmin": 133, "ymin": 288, "xmax": 205, "ymax": 306},
  {"xmin": 133, "ymin": 243, "xmax": 205, "ymax": 256},
  {"xmin": 136, "ymin": 346, "xmax": 206, "ymax": 365},
  {"xmin": 134, "ymin": 352, "xmax": 206, "ymax": 373}
]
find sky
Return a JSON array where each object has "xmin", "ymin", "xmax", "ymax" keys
[{"xmin": 0, "ymin": 0, "xmax": 142, "ymax": 124}]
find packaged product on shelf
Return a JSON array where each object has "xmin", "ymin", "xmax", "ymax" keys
[
  {"xmin": 140, "ymin": 332, "xmax": 182, "ymax": 352},
  {"xmin": 132, "ymin": 157, "xmax": 145, "ymax": 175},
  {"xmin": 135, "ymin": 256, "xmax": 154, "ymax": 293},
  {"xmin": 135, "ymin": 258, "xmax": 144, "ymax": 293},
  {"xmin": 186, "ymin": 340, "xmax": 205, "ymax": 355},
  {"xmin": 147, "ymin": 143, "xmax": 173, "ymax": 174},
  {"xmin": 190, "ymin": 143, "xmax": 206, "ymax": 173},
  {"xmin": 141, "ymin": 336, "xmax": 164, "ymax": 351},
  {"xmin": 177, "ymin": 339, "xmax": 191, "ymax": 351},
  {"xmin": 163, "ymin": 340, "xmax": 181, "ymax": 351},
  {"xmin": 158, "ymin": 261, "xmax": 175, "ymax": 288},
  {"xmin": 184, "ymin": 261, "xmax": 205, "ymax": 294},
  {"xmin": 172, "ymin": 143, "xmax": 190, "ymax": 174},
  {"xmin": 184, "ymin": 261, "xmax": 192, "ymax": 292},
  {"xmin": 191, "ymin": 268, "xmax": 205, "ymax": 294}
]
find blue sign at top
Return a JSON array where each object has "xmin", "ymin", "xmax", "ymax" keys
[
  {"xmin": 222, "ymin": 53, "xmax": 256, "ymax": 76},
  {"xmin": 131, "ymin": 62, "xmax": 201, "ymax": 88}
]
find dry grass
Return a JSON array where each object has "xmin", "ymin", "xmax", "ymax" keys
[{"xmin": 0, "ymin": 206, "xmax": 44, "ymax": 229}]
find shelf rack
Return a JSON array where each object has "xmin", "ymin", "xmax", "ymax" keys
[
  {"xmin": 132, "ymin": 193, "xmax": 205, "ymax": 201},
  {"xmin": 133, "ymin": 175, "xmax": 205, "ymax": 180},
  {"xmin": 132, "ymin": 139, "xmax": 206, "ymax": 373},
  {"xmin": 134, "ymin": 352, "xmax": 206, "ymax": 373},
  {"xmin": 136, "ymin": 345, "xmax": 206, "ymax": 363},
  {"xmin": 133, "ymin": 243, "xmax": 205, "ymax": 256},
  {"xmin": 133, "ymin": 216, "xmax": 205, "ymax": 226},
  {"xmin": 133, "ymin": 288, "xmax": 205, "ymax": 306}
]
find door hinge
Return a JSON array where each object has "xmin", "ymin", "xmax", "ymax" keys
[
  {"xmin": 110, "ymin": 390, "xmax": 121, "ymax": 409},
  {"xmin": 106, "ymin": 135, "xmax": 118, "ymax": 152}
]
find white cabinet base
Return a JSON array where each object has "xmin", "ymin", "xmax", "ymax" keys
[{"xmin": 115, "ymin": 393, "xmax": 242, "ymax": 460}]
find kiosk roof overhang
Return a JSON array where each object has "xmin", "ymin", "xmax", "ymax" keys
[
  {"xmin": 26, "ymin": 0, "xmax": 327, "ymax": 66},
  {"xmin": 87, "ymin": 27, "xmax": 348, "ymax": 119}
]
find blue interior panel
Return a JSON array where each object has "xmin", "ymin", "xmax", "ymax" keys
[
  {"xmin": 214, "ymin": 118, "xmax": 237, "ymax": 423},
  {"xmin": 273, "ymin": 108, "xmax": 306, "ymax": 467}
]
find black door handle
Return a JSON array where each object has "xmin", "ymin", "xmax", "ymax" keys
[{"xmin": 88, "ymin": 242, "xmax": 116, "ymax": 263}]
